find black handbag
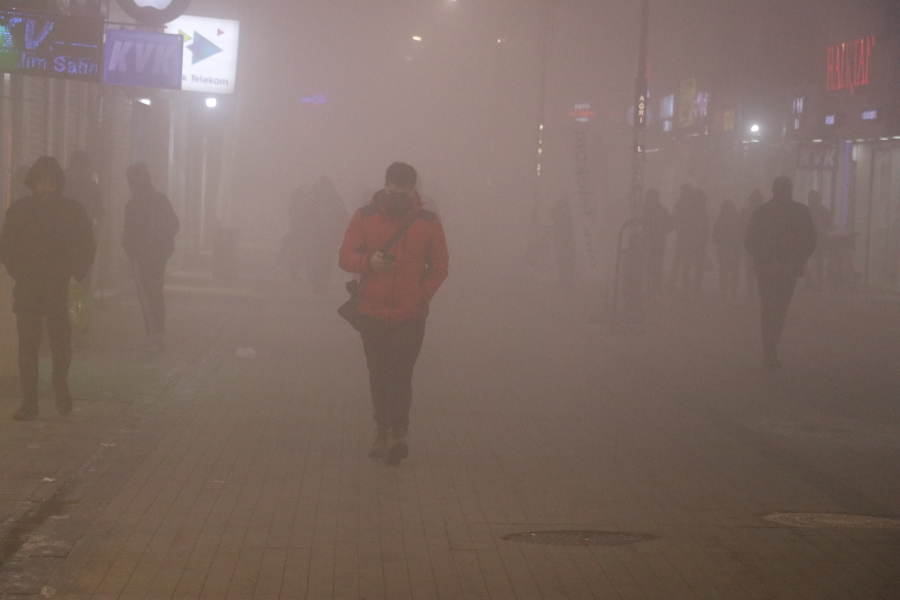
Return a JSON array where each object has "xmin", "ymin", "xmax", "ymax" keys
[{"xmin": 338, "ymin": 214, "xmax": 417, "ymax": 332}]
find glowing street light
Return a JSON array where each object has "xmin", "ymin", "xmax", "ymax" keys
[
  {"xmin": 750, "ymin": 124, "xmax": 761, "ymax": 134},
  {"xmin": 412, "ymin": 35, "xmax": 422, "ymax": 42},
  {"xmin": 206, "ymin": 97, "xmax": 218, "ymax": 108}
]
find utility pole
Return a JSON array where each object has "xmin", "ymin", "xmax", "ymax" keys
[{"xmin": 630, "ymin": 0, "xmax": 649, "ymax": 216}]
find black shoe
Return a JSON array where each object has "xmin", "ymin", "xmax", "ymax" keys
[
  {"xmin": 13, "ymin": 404, "xmax": 38, "ymax": 421},
  {"xmin": 385, "ymin": 427, "xmax": 409, "ymax": 466}
]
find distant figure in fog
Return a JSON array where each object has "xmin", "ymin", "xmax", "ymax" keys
[
  {"xmin": 122, "ymin": 164, "xmax": 180, "ymax": 352},
  {"xmin": 298, "ymin": 177, "xmax": 347, "ymax": 294},
  {"xmin": 713, "ymin": 199, "xmax": 742, "ymax": 299},
  {"xmin": 0, "ymin": 157, "xmax": 96, "ymax": 420},
  {"xmin": 745, "ymin": 177, "xmax": 817, "ymax": 369},
  {"xmin": 739, "ymin": 190, "xmax": 764, "ymax": 297},
  {"xmin": 550, "ymin": 194, "xmax": 577, "ymax": 287},
  {"xmin": 641, "ymin": 188, "xmax": 672, "ymax": 300},
  {"xmin": 671, "ymin": 186, "xmax": 709, "ymax": 293},
  {"xmin": 339, "ymin": 162, "xmax": 449, "ymax": 465},
  {"xmin": 806, "ymin": 190, "xmax": 831, "ymax": 289}
]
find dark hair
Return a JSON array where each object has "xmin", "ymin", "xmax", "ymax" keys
[
  {"xmin": 24, "ymin": 156, "xmax": 65, "ymax": 193},
  {"xmin": 772, "ymin": 176, "xmax": 793, "ymax": 198},
  {"xmin": 385, "ymin": 162, "xmax": 417, "ymax": 189},
  {"xmin": 126, "ymin": 163, "xmax": 154, "ymax": 191}
]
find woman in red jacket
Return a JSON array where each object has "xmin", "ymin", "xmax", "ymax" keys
[{"xmin": 339, "ymin": 162, "xmax": 449, "ymax": 465}]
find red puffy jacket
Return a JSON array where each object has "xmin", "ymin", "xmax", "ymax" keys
[{"xmin": 339, "ymin": 191, "xmax": 449, "ymax": 323}]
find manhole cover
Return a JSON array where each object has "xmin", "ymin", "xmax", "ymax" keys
[
  {"xmin": 502, "ymin": 530, "xmax": 655, "ymax": 547},
  {"xmin": 763, "ymin": 513, "xmax": 900, "ymax": 530}
]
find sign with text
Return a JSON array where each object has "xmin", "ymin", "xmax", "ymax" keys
[
  {"xmin": 104, "ymin": 29, "xmax": 183, "ymax": 89},
  {"xmin": 0, "ymin": 10, "xmax": 103, "ymax": 81},
  {"xmin": 165, "ymin": 14, "xmax": 239, "ymax": 94},
  {"xmin": 827, "ymin": 36, "xmax": 875, "ymax": 93}
]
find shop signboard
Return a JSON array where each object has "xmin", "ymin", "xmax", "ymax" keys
[
  {"xmin": 165, "ymin": 14, "xmax": 239, "ymax": 94},
  {"xmin": 104, "ymin": 28, "xmax": 183, "ymax": 89},
  {"xmin": 0, "ymin": 9, "xmax": 103, "ymax": 81}
]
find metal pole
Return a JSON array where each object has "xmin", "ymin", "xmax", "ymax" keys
[{"xmin": 629, "ymin": 0, "xmax": 650, "ymax": 217}]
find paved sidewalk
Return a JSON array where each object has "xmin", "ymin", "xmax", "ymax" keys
[{"xmin": 0, "ymin": 269, "xmax": 898, "ymax": 599}]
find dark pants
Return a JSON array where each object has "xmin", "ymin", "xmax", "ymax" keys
[
  {"xmin": 17, "ymin": 305, "xmax": 72, "ymax": 405},
  {"xmin": 135, "ymin": 259, "xmax": 167, "ymax": 334},
  {"xmin": 360, "ymin": 317, "xmax": 427, "ymax": 431},
  {"xmin": 757, "ymin": 274, "xmax": 798, "ymax": 357}
]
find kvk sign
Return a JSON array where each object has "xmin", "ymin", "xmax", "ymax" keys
[
  {"xmin": 165, "ymin": 15, "xmax": 239, "ymax": 94},
  {"xmin": 104, "ymin": 29, "xmax": 183, "ymax": 89}
]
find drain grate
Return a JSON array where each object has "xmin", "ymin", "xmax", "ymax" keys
[
  {"xmin": 502, "ymin": 530, "xmax": 655, "ymax": 547},
  {"xmin": 763, "ymin": 513, "xmax": 900, "ymax": 530}
]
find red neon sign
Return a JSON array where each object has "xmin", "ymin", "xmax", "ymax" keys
[{"xmin": 827, "ymin": 36, "xmax": 875, "ymax": 93}]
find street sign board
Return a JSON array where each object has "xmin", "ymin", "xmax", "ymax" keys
[
  {"xmin": 0, "ymin": 10, "xmax": 103, "ymax": 81},
  {"xmin": 165, "ymin": 14, "xmax": 239, "ymax": 94},
  {"xmin": 104, "ymin": 28, "xmax": 183, "ymax": 89}
]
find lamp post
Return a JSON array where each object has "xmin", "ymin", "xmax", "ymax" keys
[{"xmin": 629, "ymin": 0, "xmax": 650, "ymax": 217}]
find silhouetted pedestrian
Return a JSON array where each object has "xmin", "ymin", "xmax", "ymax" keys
[
  {"xmin": 122, "ymin": 164, "xmax": 180, "ymax": 351},
  {"xmin": 745, "ymin": 177, "xmax": 817, "ymax": 369},
  {"xmin": 806, "ymin": 190, "xmax": 831, "ymax": 289},
  {"xmin": 550, "ymin": 194, "xmax": 577, "ymax": 288},
  {"xmin": 641, "ymin": 188, "xmax": 672, "ymax": 299},
  {"xmin": 739, "ymin": 190, "xmax": 764, "ymax": 297},
  {"xmin": 713, "ymin": 199, "xmax": 742, "ymax": 299},
  {"xmin": 0, "ymin": 157, "xmax": 96, "ymax": 420},
  {"xmin": 339, "ymin": 162, "xmax": 449, "ymax": 465}
]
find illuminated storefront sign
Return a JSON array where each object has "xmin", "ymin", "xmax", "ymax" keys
[
  {"xmin": 104, "ymin": 28, "xmax": 183, "ymax": 89},
  {"xmin": 825, "ymin": 114, "xmax": 836, "ymax": 126},
  {"xmin": 165, "ymin": 14, "xmax": 240, "ymax": 94},
  {"xmin": 862, "ymin": 109, "xmax": 878, "ymax": 121},
  {"xmin": 570, "ymin": 103, "xmax": 595, "ymax": 123},
  {"xmin": 0, "ymin": 10, "xmax": 103, "ymax": 81},
  {"xmin": 827, "ymin": 35, "xmax": 875, "ymax": 93}
]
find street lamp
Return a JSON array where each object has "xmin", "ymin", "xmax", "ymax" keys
[
  {"xmin": 750, "ymin": 124, "xmax": 761, "ymax": 134},
  {"xmin": 206, "ymin": 97, "xmax": 218, "ymax": 109}
]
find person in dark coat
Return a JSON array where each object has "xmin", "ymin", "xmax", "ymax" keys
[
  {"xmin": 739, "ymin": 189, "xmax": 764, "ymax": 297},
  {"xmin": 0, "ymin": 157, "xmax": 96, "ymax": 420},
  {"xmin": 745, "ymin": 176, "xmax": 817, "ymax": 369},
  {"xmin": 641, "ymin": 188, "xmax": 672, "ymax": 299},
  {"xmin": 713, "ymin": 199, "xmax": 742, "ymax": 299},
  {"xmin": 122, "ymin": 164, "xmax": 179, "ymax": 351}
]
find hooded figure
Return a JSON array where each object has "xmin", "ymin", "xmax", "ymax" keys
[
  {"xmin": 339, "ymin": 162, "xmax": 449, "ymax": 466},
  {"xmin": 122, "ymin": 163, "xmax": 180, "ymax": 350},
  {"xmin": 745, "ymin": 176, "xmax": 817, "ymax": 369},
  {"xmin": 0, "ymin": 156, "xmax": 96, "ymax": 420}
]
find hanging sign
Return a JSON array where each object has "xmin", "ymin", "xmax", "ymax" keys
[
  {"xmin": 0, "ymin": 10, "xmax": 103, "ymax": 81},
  {"xmin": 165, "ymin": 14, "xmax": 239, "ymax": 94},
  {"xmin": 104, "ymin": 28, "xmax": 183, "ymax": 89}
]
